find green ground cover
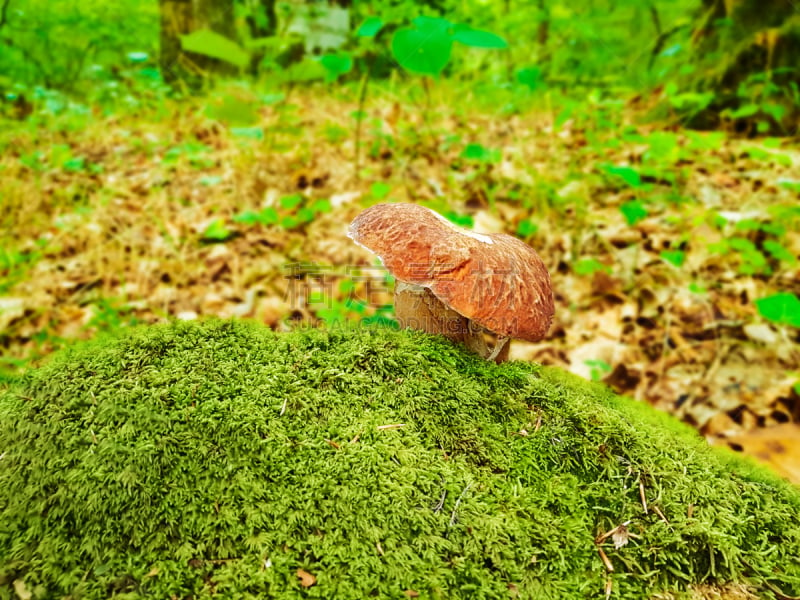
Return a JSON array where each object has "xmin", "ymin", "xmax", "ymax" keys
[{"xmin": 1, "ymin": 320, "xmax": 798, "ymax": 599}]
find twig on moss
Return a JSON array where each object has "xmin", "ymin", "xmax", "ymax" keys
[
  {"xmin": 449, "ymin": 482, "xmax": 473, "ymax": 526},
  {"xmin": 433, "ymin": 489, "xmax": 446, "ymax": 514},
  {"xmin": 652, "ymin": 505, "xmax": 669, "ymax": 525},
  {"xmin": 596, "ymin": 545, "xmax": 614, "ymax": 572},
  {"xmin": 639, "ymin": 480, "xmax": 648, "ymax": 514}
]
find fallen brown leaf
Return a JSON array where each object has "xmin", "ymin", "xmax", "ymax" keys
[
  {"xmin": 720, "ymin": 423, "xmax": 800, "ymax": 484},
  {"xmin": 297, "ymin": 568, "xmax": 316, "ymax": 588}
]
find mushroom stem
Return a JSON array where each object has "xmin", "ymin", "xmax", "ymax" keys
[
  {"xmin": 394, "ymin": 283, "xmax": 509, "ymax": 363},
  {"xmin": 486, "ymin": 337, "xmax": 510, "ymax": 363}
]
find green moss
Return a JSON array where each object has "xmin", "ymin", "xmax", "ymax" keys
[{"xmin": 1, "ymin": 320, "xmax": 799, "ymax": 599}]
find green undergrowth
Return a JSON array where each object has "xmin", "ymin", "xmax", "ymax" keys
[{"xmin": 1, "ymin": 320, "xmax": 799, "ymax": 600}]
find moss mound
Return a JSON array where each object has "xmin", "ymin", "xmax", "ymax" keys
[{"xmin": 1, "ymin": 320, "xmax": 799, "ymax": 599}]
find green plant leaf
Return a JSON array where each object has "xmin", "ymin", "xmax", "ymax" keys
[
  {"xmin": 280, "ymin": 194, "xmax": 303, "ymax": 210},
  {"xmin": 763, "ymin": 240, "xmax": 797, "ymax": 264},
  {"xmin": 310, "ymin": 199, "xmax": 332, "ymax": 214},
  {"xmin": 281, "ymin": 215, "xmax": 299, "ymax": 229},
  {"xmin": 602, "ymin": 164, "xmax": 641, "ymax": 188},
  {"xmin": 63, "ymin": 157, "xmax": 86, "ymax": 172},
  {"xmin": 755, "ymin": 293, "xmax": 800, "ymax": 328},
  {"xmin": 296, "ymin": 207, "xmax": 316, "ymax": 223},
  {"xmin": 689, "ymin": 282, "xmax": 707, "ymax": 295},
  {"xmin": 660, "ymin": 250, "xmax": 685, "ymax": 268},
  {"xmin": 516, "ymin": 219, "xmax": 538, "ymax": 238},
  {"xmin": 444, "ymin": 212, "xmax": 473, "ymax": 228},
  {"xmin": 202, "ymin": 219, "xmax": 232, "ymax": 242},
  {"xmin": 230, "ymin": 126, "xmax": 264, "ymax": 140},
  {"xmin": 284, "ymin": 58, "xmax": 326, "ymax": 83},
  {"xmin": 258, "ymin": 207, "xmax": 279, "ymax": 225},
  {"xmin": 461, "ymin": 143, "xmax": 500, "ymax": 163},
  {"xmin": 517, "ymin": 67, "xmax": 543, "ymax": 91},
  {"xmin": 357, "ymin": 16, "xmax": 383, "ymax": 38},
  {"xmin": 180, "ymin": 29, "xmax": 250, "ymax": 68},
  {"xmin": 391, "ymin": 26, "xmax": 452, "ymax": 76},
  {"xmin": 728, "ymin": 103, "xmax": 759, "ymax": 119},
  {"xmin": 232, "ymin": 210, "xmax": 262, "ymax": 226},
  {"xmin": 412, "ymin": 16, "xmax": 451, "ymax": 32},
  {"xmin": 584, "ymin": 359, "xmax": 612, "ymax": 382},
  {"xmin": 452, "ymin": 26, "xmax": 507, "ymax": 49},
  {"xmin": 370, "ymin": 182, "xmax": 391, "ymax": 200},
  {"xmin": 729, "ymin": 237, "xmax": 757, "ymax": 253},
  {"xmin": 574, "ymin": 258, "xmax": 611, "ymax": 276},
  {"xmin": 620, "ymin": 201, "xmax": 648, "ymax": 226},
  {"xmin": 320, "ymin": 53, "xmax": 353, "ymax": 81},
  {"xmin": 233, "ymin": 207, "xmax": 278, "ymax": 227}
]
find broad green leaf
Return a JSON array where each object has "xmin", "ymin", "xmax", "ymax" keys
[
  {"xmin": 391, "ymin": 27, "xmax": 452, "ymax": 76},
  {"xmin": 602, "ymin": 164, "xmax": 642, "ymax": 188},
  {"xmin": 755, "ymin": 293, "xmax": 800, "ymax": 328},
  {"xmin": 728, "ymin": 103, "xmax": 759, "ymax": 119},
  {"xmin": 412, "ymin": 16, "xmax": 451, "ymax": 32},
  {"xmin": 453, "ymin": 26, "xmax": 507, "ymax": 49},
  {"xmin": 620, "ymin": 201, "xmax": 648, "ymax": 226},
  {"xmin": 357, "ymin": 16, "xmax": 383, "ymax": 38},
  {"xmin": 180, "ymin": 29, "xmax": 250, "ymax": 68},
  {"xmin": 320, "ymin": 53, "xmax": 353, "ymax": 81}
]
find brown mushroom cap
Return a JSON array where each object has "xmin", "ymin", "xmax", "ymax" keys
[{"xmin": 348, "ymin": 202, "xmax": 555, "ymax": 342}]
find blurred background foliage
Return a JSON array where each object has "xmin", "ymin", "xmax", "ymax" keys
[{"xmin": 0, "ymin": 0, "xmax": 797, "ymax": 133}]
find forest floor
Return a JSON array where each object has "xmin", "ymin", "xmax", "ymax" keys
[{"xmin": 1, "ymin": 83, "xmax": 799, "ymax": 481}]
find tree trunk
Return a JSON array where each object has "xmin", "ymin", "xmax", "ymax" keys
[
  {"xmin": 682, "ymin": 0, "xmax": 800, "ymax": 134},
  {"xmin": 159, "ymin": 0, "xmax": 237, "ymax": 89}
]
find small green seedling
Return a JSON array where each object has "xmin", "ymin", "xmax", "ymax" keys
[{"xmin": 584, "ymin": 359, "xmax": 612, "ymax": 382}]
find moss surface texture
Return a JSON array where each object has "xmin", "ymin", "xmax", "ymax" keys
[{"xmin": 1, "ymin": 320, "xmax": 799, "ymax": 599}]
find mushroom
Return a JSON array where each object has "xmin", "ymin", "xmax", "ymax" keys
[{"xmin": 348, "ymin": 203, "xmax": 554, "ymax": 363}]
